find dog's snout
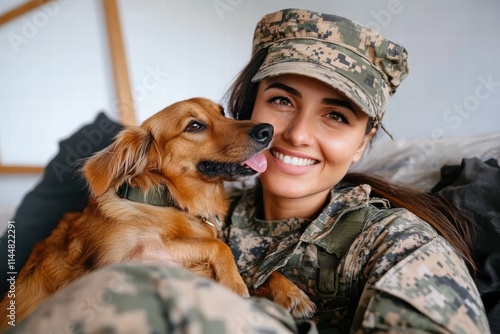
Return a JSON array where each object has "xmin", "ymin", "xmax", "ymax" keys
[{"xmin": 248, "ymin": 123, "xmax": 273, "ymax": 145}]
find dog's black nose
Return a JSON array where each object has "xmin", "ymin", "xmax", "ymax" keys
[{"xmin": 248, "ymin": 123, "xmax": 274, "ymax": 145}]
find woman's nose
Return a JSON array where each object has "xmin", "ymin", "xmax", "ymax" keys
[{"xmin": 283, "ymin": 113, "xmax": 314, "ymax": 147}]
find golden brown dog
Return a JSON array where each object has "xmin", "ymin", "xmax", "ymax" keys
[{"xmin": 0, "ymin": 97, "xmax": 314, "ymax": 329}]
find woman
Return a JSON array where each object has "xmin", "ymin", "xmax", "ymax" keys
[
  {"xmin": 2, "ymin": 8, "xmax": 490, "ymax": 334},
  {"xmin": 221, "ymin": 8, "xmax": 488, "ymax": 333}
]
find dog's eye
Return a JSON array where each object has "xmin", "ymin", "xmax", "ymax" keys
[{"xmin": 185, "ymin": 120, "xmax": 206, "ymax": 133}]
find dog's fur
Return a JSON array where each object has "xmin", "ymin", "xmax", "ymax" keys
[{"xmin": 0, "ymin": 98, "xmax": 314, "ymax": 329}]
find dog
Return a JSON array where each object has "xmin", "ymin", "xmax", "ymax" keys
[{"xmin": 0, "ymin": 97, "xmax": 314, "ymax": 329}]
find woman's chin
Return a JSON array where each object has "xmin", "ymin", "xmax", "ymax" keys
[{"xmin": 259, "ymin": 172, "xmax": 316, "ymax": 199}]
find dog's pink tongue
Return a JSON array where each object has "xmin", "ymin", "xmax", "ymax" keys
[{"xmin": 240, "ymin": 152, "xmax": 267, "ymax": 173}]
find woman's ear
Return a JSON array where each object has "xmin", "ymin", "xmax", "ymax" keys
[
  {"xmin": 82, "ymin": 127, "xmax": 153, "ymax": 196},
  {"xmin": 352, "ymin": 127, "xmax": 376, "ymax": 164}
]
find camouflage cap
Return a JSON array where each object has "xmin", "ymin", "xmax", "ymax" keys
[{"xmin": 251, "ymin": 8, "xmax": 409, "ymax": 126}]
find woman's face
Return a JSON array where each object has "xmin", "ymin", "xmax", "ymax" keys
[{"xmin": 251, "ymin": 74, "xmax": 375, "ymax": 203}]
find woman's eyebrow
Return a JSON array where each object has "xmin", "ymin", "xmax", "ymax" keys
[
  {"xmin": 264, "ymin": 82, "xmax": 302, "ymax": 97},
  {"xmin": 321, "ymin": 98, "xmax": 357, "ymax": 115}
]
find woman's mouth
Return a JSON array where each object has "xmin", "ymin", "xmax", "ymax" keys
[{"xmin": 271, "ymin": 149, "xmax": 317, "ymax": 167}]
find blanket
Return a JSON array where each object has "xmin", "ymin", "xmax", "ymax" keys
[{"xmin": 432, "ymin": 157, "xmax": 500, "ymax": 332}]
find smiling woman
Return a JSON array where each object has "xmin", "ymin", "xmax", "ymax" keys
[
  {"xmin": 251, "ymin": 75, "xmax": 374, "ymax": 210},
  {"xmin": 223, "ymin": 8, "xmax": 490, "ymax": 333}
]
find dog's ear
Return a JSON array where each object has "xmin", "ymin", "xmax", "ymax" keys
[{"xmin": 83, "ymin": 127, "xmax": 155, "ymax": 196}]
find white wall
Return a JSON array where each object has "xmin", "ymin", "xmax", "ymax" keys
[
  {"xmin": 0, "ymin": 0, "xmax": 499, "ymax": 208},
  {"xmin": 0, "ymin": 0, "xmax": 114, "ymax": 165},
  {"xmin": 118, "ymin": 0, "xmax": 500, "ymax": 138}
]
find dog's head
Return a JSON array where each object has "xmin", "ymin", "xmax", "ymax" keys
[{"xmin": 83, "ymin": 97, "xmax": 273, "ymax": 215}]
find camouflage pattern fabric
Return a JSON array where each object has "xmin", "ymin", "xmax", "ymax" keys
[
  {"xmin": 224, "ymin": 184, "xmax": 491, "ymax": 333},
  {"xmin": 4, "ymin": 261, "xmax": 317, "ymax": 334},
  {"xmin": 251, "ymin": 8, "xmax": 409, "ymax": 132},
  {"xmin": 2, "ymin": 184, "xmax": 490, "ymax": 333}
]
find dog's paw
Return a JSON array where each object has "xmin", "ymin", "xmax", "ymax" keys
[
  {"xmin": 223, "ymin": 280, "xmax": 250, "ymax": 297},
  {"xmin": 273, "ymin": 286, "xmax": 316, "ymax": 319}
]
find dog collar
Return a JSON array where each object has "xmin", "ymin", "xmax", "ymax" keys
[
  {"xmin": 116, "ymin": 183, "xmax": 222, "ymax": 230},
  {"xmin": 117, "ymin": 183, "xmax": 177, "ymax": 207}
]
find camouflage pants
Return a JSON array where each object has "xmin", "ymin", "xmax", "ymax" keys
[{"xmin": 5, "ymin": 261, "xmax": 317, "ymax": 334}]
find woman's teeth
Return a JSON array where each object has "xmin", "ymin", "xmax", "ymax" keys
[{"xmin": 272, "ymin": 150, "xmax": 316, "ymax": 166}]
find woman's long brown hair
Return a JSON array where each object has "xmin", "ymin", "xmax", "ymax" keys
[{"xmin": 225, "ymin": 48, "xmax": 477, "ymax": 274}]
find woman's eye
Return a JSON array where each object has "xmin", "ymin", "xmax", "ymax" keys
[
  {"xmin": 326, "ymin": 111, "xmax": 349, "ymax": 124},
  {"xmin": 185, "ymin": 121, "xmax": 206, "ymax": 132},
  {"xmin": 270, "ymin": 96, "xmax": 292, "ymax": 107}
]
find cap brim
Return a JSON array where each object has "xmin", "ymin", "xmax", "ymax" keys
[{"xmin": 252, "ymin": 61, "xmax": 377, "ymax": 119}]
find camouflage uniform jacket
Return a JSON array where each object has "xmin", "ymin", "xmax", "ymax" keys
[
  {"xmin": 5, "ymin": 262, "xmax": 317, "ymax": 334},
  {"xmin": 223, "ymin": 183, "xmax": 490, "ymax": 333}
]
